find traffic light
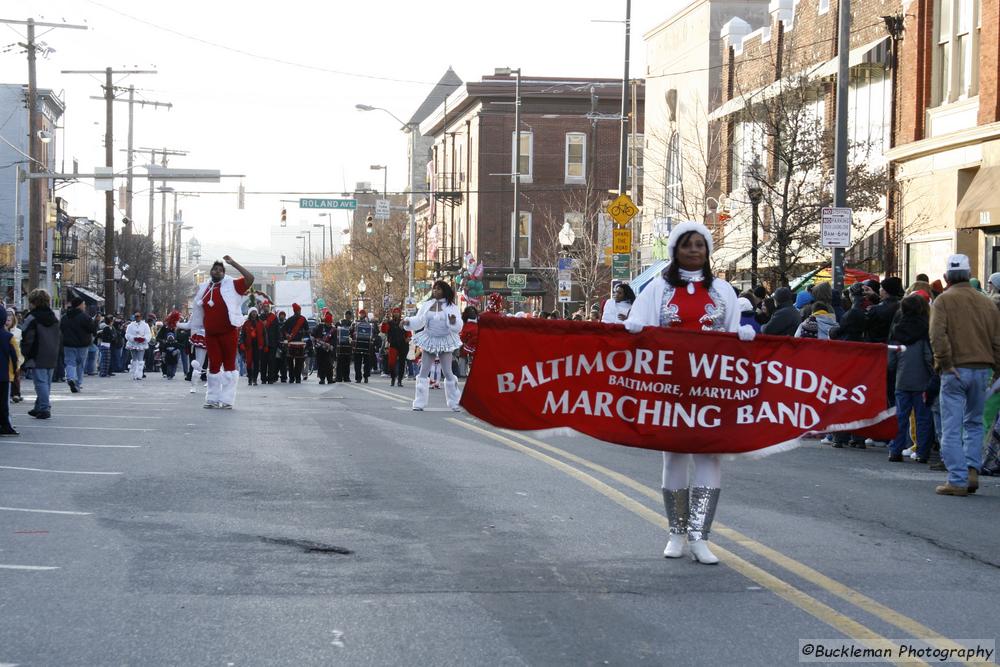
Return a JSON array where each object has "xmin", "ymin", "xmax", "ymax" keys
[
  {"xmin": 280, "ymin": 208, "xmax": 287, "ymax": 227},
  {"xmin": 46, "ymin": 200, "xmax": 57, "ymax": 228},
  {"xmin": 365, "ymin": 214, "xmax": 374, "ymax": 234}
]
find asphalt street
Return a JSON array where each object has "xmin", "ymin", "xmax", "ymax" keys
[{"xmin": 0, "ymin": 371, "xmax": 997, "ymax": 666}]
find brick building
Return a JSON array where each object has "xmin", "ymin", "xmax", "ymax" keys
[
  {"xmin": 889, "ymin": 0, "xmax": 1000, "ymax": 282},
  {"xmin": 709, "ymin": 0, "xmax": 899, "ymax": 286},
  {"xmin": 417, "ymin": 74, "xmax": 644, "ymax": 310}
]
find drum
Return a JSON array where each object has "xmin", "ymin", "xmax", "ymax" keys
[{"xmin": 287, "ymin": 341, "xmax": 307, "ymax": 359}]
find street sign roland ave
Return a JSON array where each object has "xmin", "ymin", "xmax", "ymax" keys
[
  {"xmin": 506, "ymin": 273, "xmax": 527, "ymax": 289},
  {"xmin": 612, "ymin": 228, "xmax": 632, "ymax": 254},
  {"xmin": 299, "ymin": 198, "xmax": 358, "ymax": 210},
  {"xmin": 606, "ymin": 193, "xmax": 638, "ymax": 227},
  {"xmin": 820, "ymin": 207, "xmax": 852, "ymax": 248}
]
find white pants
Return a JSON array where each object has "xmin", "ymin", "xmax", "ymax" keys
[{"xmin": 662, "ymin": 453, "xmax": 721, "ymax": 490}]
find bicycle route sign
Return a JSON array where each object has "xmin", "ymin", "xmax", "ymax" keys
[{"xmin": 606, "ymin": 194, "xmax": 638, "ymax": 227}]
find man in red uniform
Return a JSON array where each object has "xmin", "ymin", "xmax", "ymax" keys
[{"xmin": 188, "ymin": 256, "xmax": 254, "ymax": 408}]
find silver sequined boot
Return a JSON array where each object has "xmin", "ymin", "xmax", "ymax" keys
[
  {"xmin": 687, "ymin": 487, "xmax": 721, "ymax": 564},
  {"xmin": 661, "ymin": 488, "xmax": 688, "ymax": 558}
]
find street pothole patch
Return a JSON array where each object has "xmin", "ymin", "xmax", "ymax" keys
[{"xmin": 258, "ymin": 536, "xmax": 353, "ymax": 555}]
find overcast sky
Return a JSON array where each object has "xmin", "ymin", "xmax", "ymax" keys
[{"xmin": 1, "ymin": 0, "xmax": 673, "ymax": 264}]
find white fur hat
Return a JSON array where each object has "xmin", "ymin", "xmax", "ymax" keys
[{"xmin": 666, "ymin": 220, "xmax": 714, "ymax": 260}]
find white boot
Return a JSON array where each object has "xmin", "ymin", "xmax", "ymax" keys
[
  {"xmin": 204, "ymin": 372, "xmax": 222, "ymax": 408},
  {"xmin": 412, "ymin": 376, "xmax": 430, "ymax": 411},
  {"xmin": 663, "ymin": 534, "xmax": 687, "ymax": 559},
  {"xmin": 661, "ymin": 489, "xmax": 689, "ymax": 558},
  {"xmin": 218, "ymin": 370, "xmax": 238, "ymax": 409},
  {"xmin": 444, "ymin": 378, "xmax": 462, "ymax": 411},
  {"xmin": 131, "ymin": 357, "xmax": 144, "ymax": 380},
  {"xmin": 687, "ymin": 487, "xmax": 721, "ymax": 565}
]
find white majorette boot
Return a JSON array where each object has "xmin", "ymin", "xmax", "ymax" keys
[
  {"xmin": 189, "ymin": 359, "xmax": 201, "ymax": 393},
  {"xmin": 131, "ymin": 357, "xmax": 143, "ymax": 381},
  {"xmin": 412, "ymin": 376, "xmax": 430, "ymax": 411},
  {"xmin": 687, "ymin": 487, "xmax": 721, "ymax": 565},
  {"xmin": 661, "ymin": 488, "xmax": 689, "ymax": 558},
  {"xmin": 444, "ymin": 378, "xmax": 462, "ymax": 412},
  {"xmin": 204, "ymin": 372, "xmax": 222, "ymax": 408},
  {"xmin": 218, "ymin": 370, "xmax": 238, "ymax": 409}
]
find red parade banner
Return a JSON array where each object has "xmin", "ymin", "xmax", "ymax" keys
[{"xmin": 461, "ymin": 315, "xmax": 895, "ymax": 455}]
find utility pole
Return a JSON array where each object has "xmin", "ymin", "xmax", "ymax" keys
[
  {"xmin": 101, "ymin": 88, "xmax": 172, "ymax": 222},
  {"xmin": 136, "ymin": 146, "xmax": 187, "ymax": 239},
  {"xmin": 831, "ymin": 0, "xmax": 851, "ymax": 294},
  {"xmin": 61, "ymin": 67, "xmax": 156, "ymax": 315},
  {"xmin": 2, "ymin": 17, "xmax": 87, "ymax": 295},
  {"xmin": 618, "ymin": 0, "xmax": 632, "ymax": 195}
]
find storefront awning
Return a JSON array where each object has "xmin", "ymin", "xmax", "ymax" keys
[
  {"xmin": 956, "ymin": 166, "xmax": 1000, "ymax": 229},
  {"xmin": 68, "ymin": 285, "xmax": 105, "ymax": 304}
]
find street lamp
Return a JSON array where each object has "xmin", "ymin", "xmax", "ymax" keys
[
  {"xmin": 357, "ymin": 277, "xmax": 367, "ymax": 314},
  {"xmin": 558, "ymin": 222, "xmax": 576, "ymax": 317},
  {"xmin": 495, "ymin": 66, "xmax": 522, "ymax": 275},
  {"xmin": 744, "ymin": 157, "xmax": 764, "ymax": 289},
  {"xmin": 370, "ymin": 165, "xmax": 388, "ymax": 198},
  {"xmin": 319, "ymin": 213, "xmax": 334, "ymax": 257},
  {"xmin": 313, "ymin": 223, "xmax": 327, "ymax": 262},
  {"xmin": 356, "ymin": 102, "xmax": 418, "ymax": 299},
  {"xmin": 295, "ymin": 234, "xmax": 306, "ymax": 276},
  {"xmin": 383, "ymin": 271, "xmax": 393, "ymax": 310}
]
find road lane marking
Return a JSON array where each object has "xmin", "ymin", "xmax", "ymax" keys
[
  {"xmin": 12, "ymin": 414, "xmax": 165, "ymax": 420},
  {"xmin": 0, "ymin": 441, "xmax": 141, "ymax": 449},
  {"xmin": 0, "ymin": 564, "xmax": 59, "ymax": 571},
  {"xmin": 0, "ymin": 465, "xmax": 122, "ymax": 475},
  {"xmin": 448, "ymin": 419, "xmax": 927, "ymax": 667},
  {"xmin": 495, "ymin": 427, "xmax": 972, "ymax": 659},
  {"xmin": 0, "ymin": 506, "xmax": 91, "ymax": 516},
  {"xmin": 351, "ymin": 385, "xmax": 410, "ymax": 404},
  {"xmin": 15, "ymin": 425, "xmax": 152, "ymax": 432}
]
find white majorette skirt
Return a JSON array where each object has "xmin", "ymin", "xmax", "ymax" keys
[{"xmin": 411, "ymin": 331, "xmax": 461, "ymax": 354}]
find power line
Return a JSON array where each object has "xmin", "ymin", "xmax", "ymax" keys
[{"xmin": 83, "ymin": 0, "xmax": 439, "ymax": 86}]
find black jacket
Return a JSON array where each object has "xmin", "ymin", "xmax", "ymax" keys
[
  {"xmin": 833, "ymin": 305, "xmax": 867, "ymax": 342},
  {"xmin": 22, "ymin": 307, "xmax": 61, "ymax": 369},
  {"xmin": 60, "ymin": 308, "xmax": 96, "ymax": 348},
  {"xmin": 761, "ymin": 303, "xmax": 800, "ymax": 336},
  {"xmin": 385, "ymin": 321, "xmax": 410, "ymax": 350},
  {"xmin": 865, "ymin": 296, "xmax": 900, "ymax": 343},
  {"xmin": 281, "ymin": 314, "xmax": 308, "ymax": 342}
]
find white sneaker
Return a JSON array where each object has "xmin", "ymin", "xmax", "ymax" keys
[
  {"xmin": 203, "ymin": 402, "xmax": 219, "ymax": 409},
  {"xmin": 821, "ymin": 435, "xmax": 835, "ymax": 445}
]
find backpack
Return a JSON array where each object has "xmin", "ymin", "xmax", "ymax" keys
[{"xmin": 799, "ymin": 316, "xmax": 819, "ymax": 339}]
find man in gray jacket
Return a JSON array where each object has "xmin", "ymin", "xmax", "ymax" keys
[
  {"xmin": 60, "ymin": 296, "xmax": 96, "ymax": 393},
  {"xmin": 762, "ymin": 287, "xmax": 801, "ymax": 336},
  {"xmin": 21, "ymin": 289, "xmax": 61, "ymax": 420}
]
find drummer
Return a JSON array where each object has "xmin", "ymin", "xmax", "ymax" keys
[{"xmin": 281, "ymin": 303, "xmax": 309, "ymax": 384}]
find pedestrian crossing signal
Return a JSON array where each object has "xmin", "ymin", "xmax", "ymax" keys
[{"xmin": 280, "ymin": 208, "xmax": 287, "ymax": 227}]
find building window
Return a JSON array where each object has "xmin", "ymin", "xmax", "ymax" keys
[
  {"xmin": 933, "ymin": 0, "xmax": 979, "ymax": 106},
  {"xmin": 627, "ymin": 134, "xmax": 644, "ymax": 185},
  {"xmin": 818, "ymin": 0, "xmax": 830, "ymax": 13},
  {"xmin": 511, "ymin": 211, "xmax": 531, "ymax": 267},
  {"xmin": 730, "ymin": 119, "xmax": 766, "ymax": 193},
  {"xmin": 565, "ymin": 133, "xmax": 586, "ymax": 183},
  {"xmin": 511, "ymin": 131, "xmax": 533, "ymax": 183},
  {"xmin": 565, "ymin": 211, "xmax": 585, "ymax": 238}
]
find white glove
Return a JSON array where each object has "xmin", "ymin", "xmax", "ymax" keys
[
  {"xmin": 737, "ymin": 324, "xmax": 757, "ymax": 342},
  {"xmin": 624, "ymin": 320, "xmax": 644, "ymax": 334}
]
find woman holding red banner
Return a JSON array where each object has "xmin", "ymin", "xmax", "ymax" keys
[
  {"xmin": 403, "ymin": 280, "xmax": 464, "ymax": 411},
  {"xmin": 625, "ymin": 221, "xmax": 756, "ymax": 565}
]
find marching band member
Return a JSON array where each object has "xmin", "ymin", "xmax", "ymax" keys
[
  {"xmin": 624, "ymin": 221, "xmax": 756, "ymax": 564},
  {"xmin": 187, "ymin": 256, "xmax": 254, "ymax": 409},
  {"xmin": 312, "ymin": 312, "xmax": 336, "ymax": 384},
  {"xmin": 403, "ymin": 280, "xmax": 463, "ymax": 411},
  {"xmin": 124, "ymin": 312, "xmax": 151, "ymax": 381},
  {"xmin": 351, "ymin": 310, "xmax": 376, "ymax": 384},
  {"xmin": 601, "ymin": 282, "xmax": 636, "ymax": 324},
  {"xmin": 281, "ymin": 303, "xmax": 309, "ymax": 384}
]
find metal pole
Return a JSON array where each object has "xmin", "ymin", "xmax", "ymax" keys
[
  {"xmin": 512, "ymin": 68, "xmax": 521, "ymax": 274},
  {"xmin": 618, "ymin": 0, "xmax": 632, "ymax": 195},
  {"xmin": 831, "ymin": 0, "xmax": 851, "ymax": 294},
  {"xmin": 103, "ymin": 67, "xmax": 116, "ymax": 314},
  {"xmin": 26, "ymin": 18, "xmax": 41, "ymax": 293},
  {"xmin": 147, "ymin": 149, "xmax": 156, "ymax": 237},
  {"xmin": 125, "ymin": 85, "xmax": 134, "ymax": 222},
  {"xmin": 751, "ymin": 201, "xmax": 759, "ymax": 289},
  {"xmin": 12, "ymin": 168, "xmax": 20, "ymax": 308}
]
